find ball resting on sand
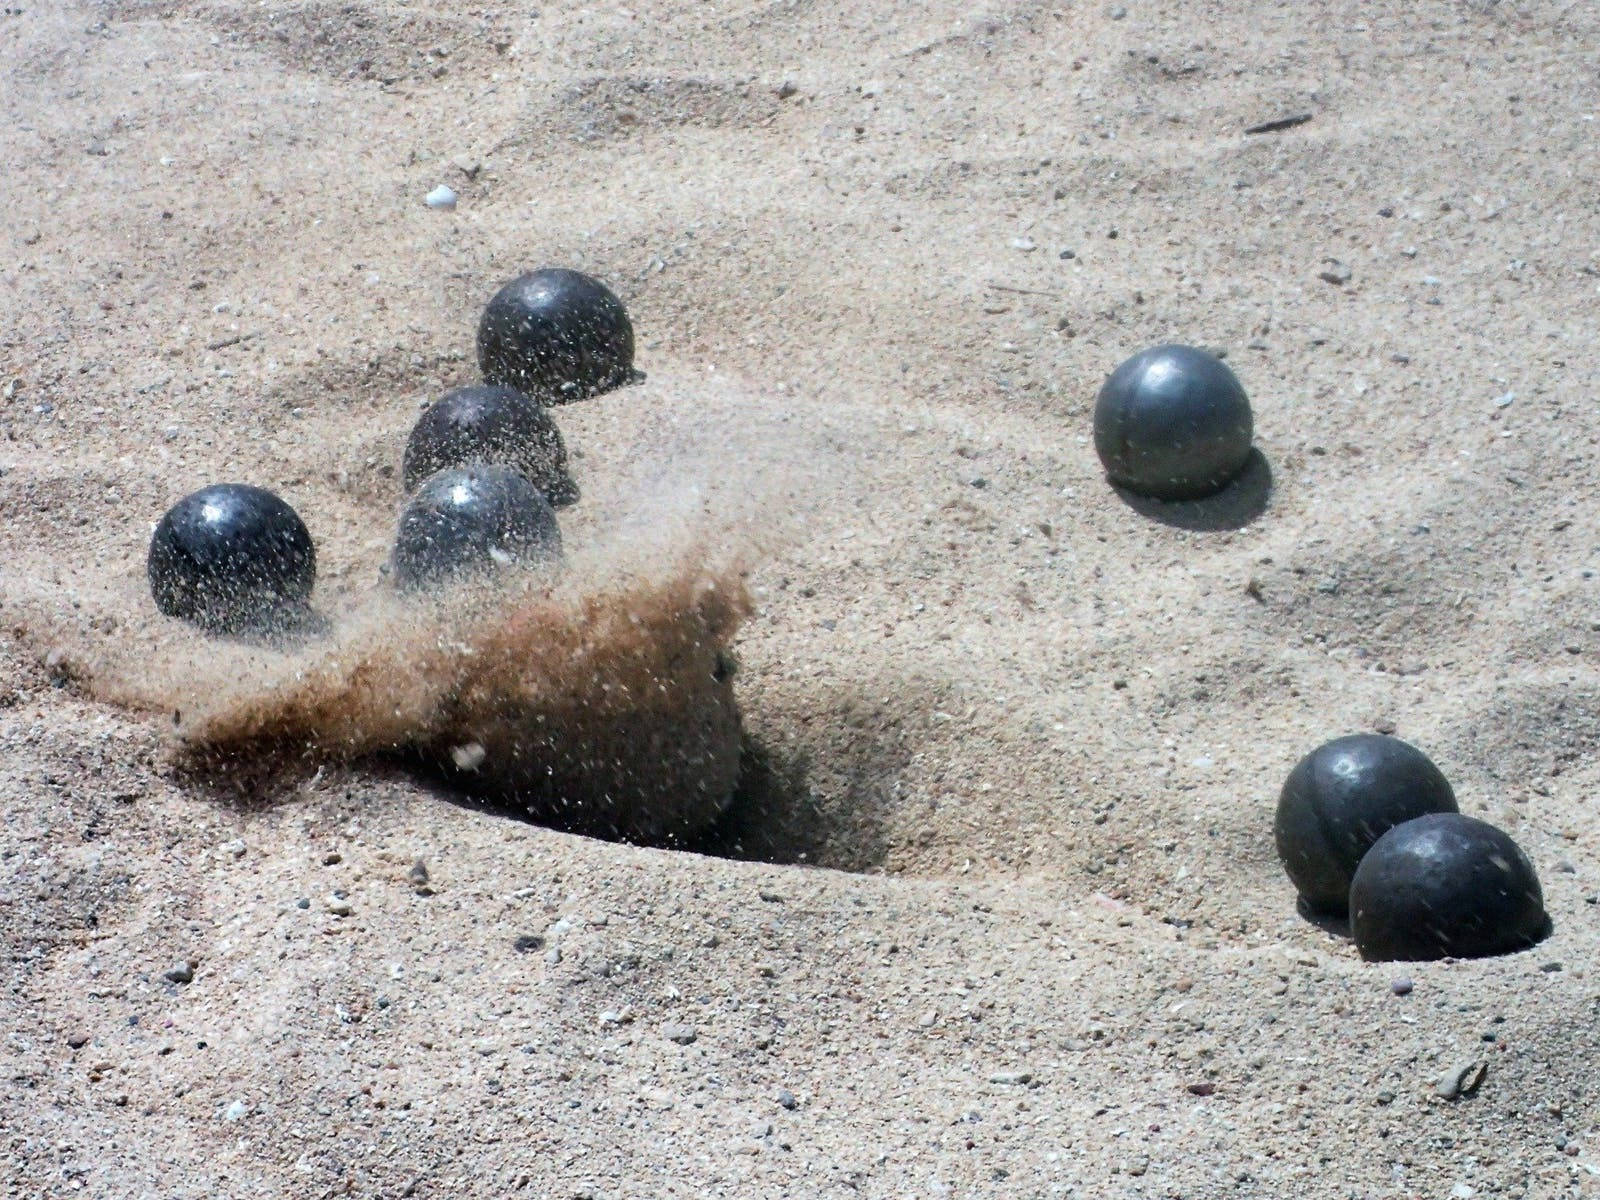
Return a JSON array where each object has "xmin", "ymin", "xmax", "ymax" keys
[
  {"xmin": 477, "ymin": 268, "xmax": 635, "ymax": 404},
  {"xmin": 1350, "ymin": 813, "xmax": 1550, "ymax": 961},
  {"xmin": 1275, "ymin": 733, "xmax": 1458, "ymax": 915},
  {"xmin": 1093, "ymin": 344, "xmax": 1253, "ymax": 500},
  {"xmin": 147, "ymin": 483, "xmax": 316, "ymax": 635},
  {"xmin": 402, "ymin": 384, "xmax": 578, "ymax": 506},
  {"xmin": 391, "ymin": 466, "xmax": 562, "ymax": 592}
]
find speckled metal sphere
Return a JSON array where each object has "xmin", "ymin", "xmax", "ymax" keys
[
  {"xmin": 1093, "ymin": 344, "xmax": 1254, "ymax": 500},
  {"xmin": 1275, "ymin": 734, "xmax": 1458, "ymax": 915},
  {"xmin": 476, "ymin": 268, "xmax": 635, "ymax": 403},
  {"xmin": 391, "ymin": 466, "xmax": 562, "ymax": 591},
  {"xmin": 402, "ymin": 384, "xmax": 577, "ymax": 506},
  {"xmin": 1350, "ymin": 813, "xmax": 1550, "ymax": 962},
  {"xmin": 147, "ymin": 483, "xmax": 316, "ymax": 634}
]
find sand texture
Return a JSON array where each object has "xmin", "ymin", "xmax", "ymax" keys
[{"xmin": 4, "ymin": 0, "xmax": 1600, "ymax": 1195}]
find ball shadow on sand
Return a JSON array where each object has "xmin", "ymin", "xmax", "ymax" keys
[
  {"xmin": 1110, "ymin": 447, "xmax": 1272, "ymax": 532},
  {"xmin": 1295, "ymin": 895, "xmax": 1352, "ymax": 939}
]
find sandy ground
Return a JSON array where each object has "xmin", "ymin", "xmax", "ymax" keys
[{"xmin": 5, "ymin": 0, "xmax": 1600, "ymax": 1195}]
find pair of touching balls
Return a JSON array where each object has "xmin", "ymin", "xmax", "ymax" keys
[
  {"xmin": 1275, "ymin": 734, "xmax": 1550, "ymax": 961},
  {"xmin": 148, "ymin": 269, "xmax": 634, "ymax": 632}
]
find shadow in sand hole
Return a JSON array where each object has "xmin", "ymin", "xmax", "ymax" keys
[
  {"xmin": 177, "ymin": 713, "xmax": 903, "ymax": 876},
  {"xmin": 413, "ymin": 733, "xmax": 894, "ymax": 875}
]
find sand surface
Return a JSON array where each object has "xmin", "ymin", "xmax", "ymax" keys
[{"xmin": 4, "ymin": 0, "xmax": 1600, "ymax": 1195}]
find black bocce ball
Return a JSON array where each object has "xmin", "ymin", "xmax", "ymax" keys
[
  {"xmin": 476, "ymin": 268, "xmax": 634, "ymax": 403},
  {"xmin": 1350, "ymin": 813, "xmax": 1550, "ymax": 962},
  {"xmin": 402, "ymin": 384, "xmax": 577, "ymax": 506},
  {"xmin": 1275, "ymin": 733, "xmax": 1458, "ymax": 915},
  {"xmin": 1093, "ymin": 344, "xmax": 1253, "ymax": 500},
  {"xmin": 390, "ymin": 465, "xmax": 562, "ymax": 591},
  {"xmin": 147, "ymin": 483, "xmax": 316, "ymax": 634}
]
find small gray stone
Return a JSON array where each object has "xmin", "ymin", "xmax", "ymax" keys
[
  {"xmin": 1436, "ymin": 1059, "xmax": 1487, "ymax": 1100},
  {"xmin": 989, "ymin": 1070, "xmax": 1033, "ymax": 1085},
  {"xmin": 408, "ymin": 860, "xmax": 430, "ymax": 886},
  {"xmin": 162, "ymin": 962, "xmax": 194, "ymax": 985},
  {"xmin": 776, "ymin": 1088, "xmax": 798, "ymax": 1110},
  {"xmin": 664, "ymin": 1024, "xmax": 698, "ymax": 1045},
  {"xmin": 326, "ymin": 896, "xmax": 353, "ymax": 917},
  {"xmin": 220, "ymin": 839, "xmax": 246, "ymax": 859},
  {"xmin": 424, "ymin": 184, "xmax": 457, "ymax": 210},
  {"xmin": 1318, "ymin": 260, "xmax": 1353, "ymax": 286},
  {"xmin": 220, "ymin": 1099, "xmax": 248, "ymax": 1122}
]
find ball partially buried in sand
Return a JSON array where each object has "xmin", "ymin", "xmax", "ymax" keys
[
  {"xmin": 1094, "ymin": 344, "xmax": 1253, "ymax": 500},
  {"xmin": 391, "ymin": 466, "xmax": 562, "ymax": 591},
  {"xmin": 147, "ymin": 483, "xmax": 316, "ymax": 635},
  {"xmin": 1275, "ymin": 733, "xmax": 1458, "ymax": 915},
  {"xmin": 477, "ymin": 268, "xmax": 635, "ymax": 403},
  {"xmin": 403, "ymin": 384, "xmax": 578, "ymax": 506},
  {"xmin": 1350, "ymin": 813, "xmax": 1550, "ymax": 961}
]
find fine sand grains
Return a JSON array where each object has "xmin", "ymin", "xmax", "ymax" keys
[{"xmin": 4, "ymin": 0, "xmax": 1600, "ymax": 1196}]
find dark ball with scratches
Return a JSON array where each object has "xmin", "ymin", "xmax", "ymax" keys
[
  {"xmin": 477, "ymin": 268, "xmax": 634, "ymax": 403},
  {"xmin": 147, "ymin": 483, "xmax": 316, "ymax": 635},
  {"xmin": 1093, "ymin": 344, "xmax": 1253, "ymax": 500},
  {"xmin": 391, "ymin": 466, "xmax": 562, "ymax": 592},
  {"xmin": 1350, "ymin": 813, "xmax": 1550, "ymax": 962},
  {"xmin": 402, "ymin": 384, "xmax": 577, "ymax": 506},
  {"xmin": 1275, "ymin": 733, "xmax": 1458, "ymax": 915}
]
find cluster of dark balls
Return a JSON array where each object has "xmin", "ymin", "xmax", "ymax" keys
[
  {"xmin": 1086, "ymin": 346, "xmax": 1550, "ymax": 964},
  {"xmin": 146, "ymin": 268, "xmax": 633, "ymax": 634},
  {"xmin": 147, "ymin": 272, "xmax": 1555, "ymax": 961},
  {"xmin": 1275, "ymin": 734, "xmax": 1550, "ymax": 961}
]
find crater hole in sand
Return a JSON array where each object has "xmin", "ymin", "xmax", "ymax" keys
[{"xmin": 9, "ymin": 375, "xmax": 913, "ymax": 874}]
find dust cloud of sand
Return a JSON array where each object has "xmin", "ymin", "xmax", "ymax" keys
[{"xmin": 13, "ymin": 376, "xmax": 872, "ymax": 803}]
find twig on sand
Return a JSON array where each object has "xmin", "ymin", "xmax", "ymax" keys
[
  {"xmin": 984, "ymin": 281, "xmax": 1056, "ymax": 297},
  {"xmin": 1245, "ymin": 112, "xmax": 1313, "ymax": 135}
]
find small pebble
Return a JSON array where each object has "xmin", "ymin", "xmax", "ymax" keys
[
  {"xmin": 408, "ymin": 859, "xmax": 430, "ymax": 886},
  {"xmin": 776, "ymin": 1088, "xmax": 798, "ymax": 1110},
  {"xmin": 1010, "ymin": 237, "xmax": 1037, "ymax": 252},
  {"xmin": 295, "ymin": 897, "xmax": 310, "ymax": 910},
  {"xmin": 664, "ymin": 1024, "xmax": 698, "ymax": 1045},
  {"xmin": 1436, "ymin": 1059, "xmax": 1487, "ymax": 1100},
  {"xmin": 989, "ymin": 1070, "xmax": 1032, "ymax": 1085},
  {"xmin": 513, "ymin": 934, "xmax": 545, "ymax": 953},
  {"xmin": 221, "ymin": 1099, "xmax": 249, "ymax": 1122},
  {"xmin": 1390, "ymin": 977, "xmax": 1414, "ymax": 996},
  {"xmin": 220, "ymin": 839, "xmax": 246, "ymax": 859},
  {"xmin": 1318, "ymin": 260, "xmax": 1353, "ymax": 286},
  {"xmin": 425, "ymin": 184, "xmax": 457, "ymax": 210},
  {"xmin": 326, "ymin": 897, "xmax": 353, "ymax": 917},
  {"xmin": 162, "ymin": 962, "xmax": 194, "ymax": 985}
]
